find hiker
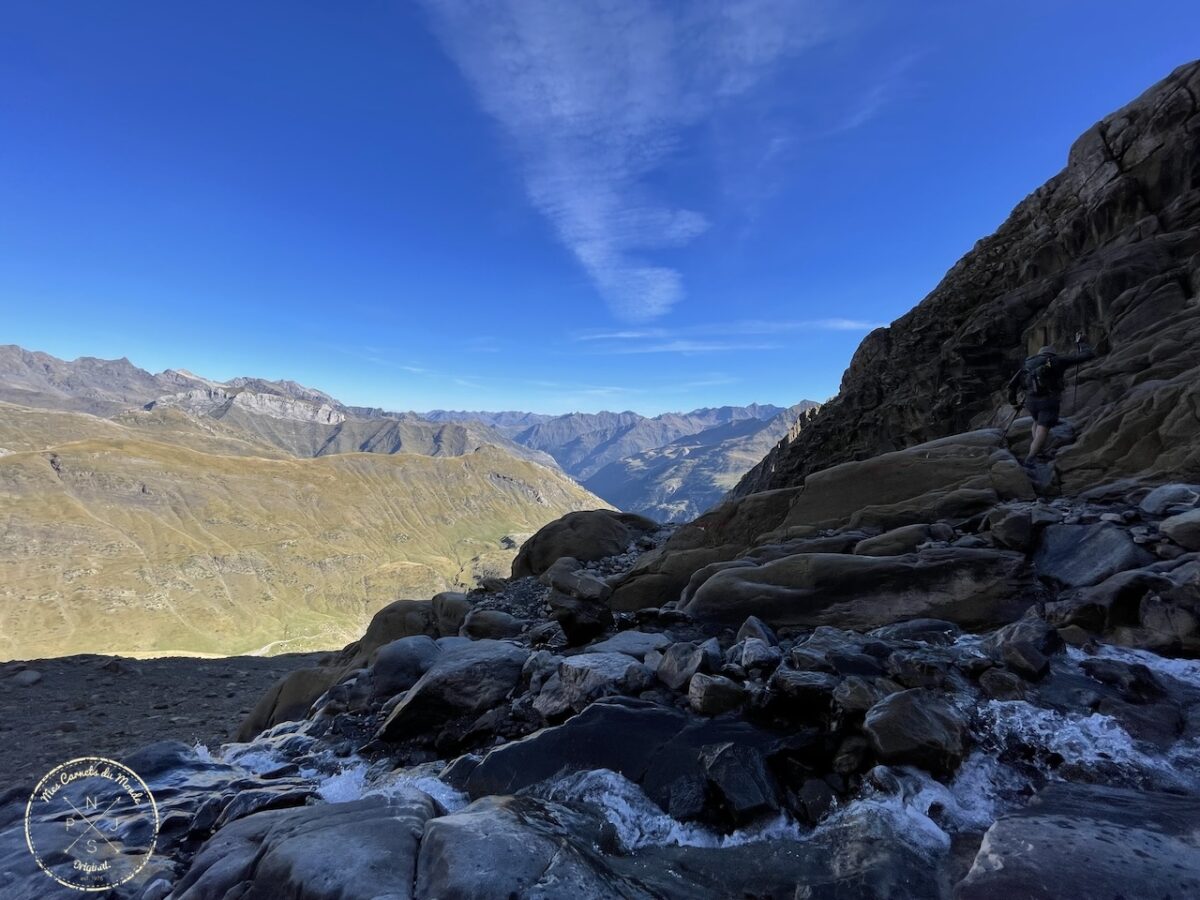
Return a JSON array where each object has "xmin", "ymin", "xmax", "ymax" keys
[{"xmin": 1006, "ymin": 332, "xmax": 1096, "ymax": 465}]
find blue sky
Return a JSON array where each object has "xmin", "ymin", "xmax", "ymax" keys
[{"xmin": 1, "ymin": 2, "xmax": 1197, "ymax": 415}]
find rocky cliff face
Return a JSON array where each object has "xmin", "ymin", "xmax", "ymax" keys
[
  {"xmin": 736, "ymin": 60, "xmax": 1200, "ymax": 498},
  {"xmin": 150, "ymin": 387, "xmax": 349, "ymax": 425},
  {"xmin": 0, "ymin": 345, "xmax": 212, "ymax": 414}
]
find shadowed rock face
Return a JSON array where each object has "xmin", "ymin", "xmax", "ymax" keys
[
  {"xmin": 610, "ymin": 430, "xmax": 1034, "ymax": 613},
  {"xmin": 679, "ymin": 547, "xmax": 1033, "ymax": 631},
  {"xmin": 735, "ymin": 60, "xmax": 1200, "ymax": 499}
]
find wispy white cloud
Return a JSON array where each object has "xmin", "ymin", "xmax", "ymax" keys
[
  {"xmin": 573, "ymin": 328, "xmax": 670, "ymax": 342},
  {"xmin": 827, "ymin": 52, "xmax": 921, "ymax": 135},
  {"xmin": 325, "ymin": 343, "xmax": 434, "ymax": 373},
  {"xmin": 596, "ymin": 339, "xmax": 783, "ymax": 355},
  {"xmin": 798, "ymin": 317, "xmax": 883, "ymax": 331},
  {"xmin": 418, "ymin": 0, "xmax": 830, "ymax": 321},
  {"xmin": 571, "ymin": 316, "xmax": 883, "ymax": 347}
]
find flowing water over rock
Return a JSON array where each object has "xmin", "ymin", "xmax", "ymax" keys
[{"xmin": 2, "ymin": 620, "xmax": 1196, "ymax": 899}]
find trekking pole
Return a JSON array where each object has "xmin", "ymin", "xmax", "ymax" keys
[
  {"xmin": 1000, "ymin": 400, "xmax": 1022, "ymax": 439},
  {"xmin": 1073, "ymin": 335, "xmax": 1082, "ymax": 411}
]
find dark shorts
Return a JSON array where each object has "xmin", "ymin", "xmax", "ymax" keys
[{"xmin": 1025, "ymin": 394, "xmax": 1061, "ymax": 426}]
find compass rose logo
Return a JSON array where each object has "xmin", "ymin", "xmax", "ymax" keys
[{"xmin": 24, "ymin": 756, "xmax": 159, "ymax": 891}]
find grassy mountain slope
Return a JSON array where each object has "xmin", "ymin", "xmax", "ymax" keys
[{"xmin": 0, "ymin": 413, "xmax": 604, "ymax": 659}]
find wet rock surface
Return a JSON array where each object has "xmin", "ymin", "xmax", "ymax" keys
[{"xmin": 956, "ymin": 783, "xmax": 1200, "ymax": 899}]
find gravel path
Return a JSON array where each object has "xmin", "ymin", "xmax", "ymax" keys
[{"xmin": 0, "ymin": 652, "xmax": 319, "ymax": 794}]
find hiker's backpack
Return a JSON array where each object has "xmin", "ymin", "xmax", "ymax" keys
[{"xmin": 1023, "ymin": 353, "xmax": 1063, "ymax": 396}]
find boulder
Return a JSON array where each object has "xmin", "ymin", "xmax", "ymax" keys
[
  {"xmin": 123, "ymin": 740, "xmax": 224, "ymax": 781},
  {"xmin": 699, "ymin": 743, "xmax": 779, "ymax": 825},
  {"xmin": 213, "ymin": 788, "xmax": 314, "ymax": 830},
  {"xmin": 463, "ymin": 698, "xmax": 775, "ymax": 818},
  {"xmin": 586, "ymin": 629, "xmax": 672, "ymax": 659},
  {"xmin": 1079, "ymin": 657, "xmax": 1165, "ymax": 703},
  {"xmin": 682, "ymin": 559, "xmax": 761, "ymax": 607},
  {"xmin": 511, "ymin": 510, "xmax": 657, "ymax": 577},
  {"xmin": 1161, "ymin": 508, "xmax": 1200, "ymax": 550},
  {"xmin": 415, "ymin": 796, "xmax": 624, "ymax": 899},
  {"xmin": 863, "ymin": 689, "xmax": 967, "ymax": 773},
  {"xmin": 698, "ymin": 637, "xmax": 723, "ymax": 672},
  {"xmin": 981, "ymin": 612, "xmax": 1062, "ymax": 680},
  {"xmin": 1140, "ymin": 483, "xmax": 1200, "ymax": 516},
  {"xmin": 415, "ymin": 791, "xmax": 942, "ymax": 899},
  {"xmin": 539, "ymin": 556, "xmax": 613, "ymax": 601},
  {"xmin": 346, "ymin": 599, "xmax": 438, "ymax": 663},
  {"xmin": 789, "ymin": 631, "xmax": 884, "ymax": 679},
  {"xmin": 170, "ymin": 792, "xmax": 437, "ymax": 900},
  {"xmin": 985, "ymin": 503, "xmax": 1059, "ymax": 551},
  {"xmin": 687, "ymin": 673, "xmax": 746, "ymax": 715},
  {"xmin": 886, "ymin": 650, "xmax": 951, "ymax": 689},
  {"xmin": 682, "ymin": 547, "xmax": 1032, "ymax": 631},
  {"xmin": 658, "ymin": 642, "xmax": 705, "ymax": 690},
  {"xmin": 609, "ymin": 544, "xmax": 742, "ymax": 611},
  {"xmin": 460, "ymin": 608, "xmax": 525, "ymax": 640},
  {"xmin": 521, "ymin": 649, "xmax": 560, "ymax": 693},
  {"xmin": 608, "ymin": 489, "xmax": 803, "ymax": 612},
  {"xmin": 853, "ymin": 523, "xmax": 954, "ymax": 556},
  {"xmin": 775, "ymin": 431, "xmax": 1034, "ymax": 533},
  {"xmin": 796, "ymin": 778, "xmax": 837, "ymax": 825},
  {"xmin": 739, "ymin": 637, "xmax": 783, "ymax": 671},
  {"xmin": 1033, "ymin": 523, "xmax": 1154, "ymax": 588},
  {"xmin": 956, "ymin": 783, "xmax": 1200, "ymax": 899},
  {"xmin": 767, "ymin": 668, "xmax": 840, "ymax": 710},
  {"xmin": 1139, "ymin": 583, "xmax": 1200, "ymax": 656},
  {"xmin": 832, "ymin": 676, "xmax": 887, "ymax": 712},
  {"xmin": 236, "ymin": 667, "xmax": 341, "ymax": 741},
  {"xmin": 736, "ymin": 615, "xmax": 778, "ymax": 645},
  {"xmin": 674, "ymin": 486, "xmax": 802, "ymax": 552},
  {"xmin": 431, "ymin": 591, "xmax": 472, "ymax": 637},
  {"xmin": 532, "ymin": 652, "xmax": 653, "ymax": 716},
  {"xmin": 869, "ymin": 618, "xmax": 962, "ymax": 645},
  {"xmin": 370, "ymin": 635, "xmax": 440, "ymax": 700},
  {"xmin": 978, "ymin": 667, "xmax": 1026, "ymax": 700},
  {"xmin": 1044, "ymin": 566, "xmax": 1175, "ymax": 633},
  {"xmin": 376, "ymin": 640, "xmax": 527, "ymax": 741},
  {"xmin": 547, "ymin": 589, "xmax": 614, "ymax": 645},
  {"xmin": 744, "ymin": 531, "xmax": 867, "ymax": 561}
]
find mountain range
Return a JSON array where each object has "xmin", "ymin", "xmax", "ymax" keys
[
  {"xmin": 0, "ymin": 347, "xmax": 606, "ymax": 658},
  {"xmin": 423, "ymin": 402, "xmax": 819, "ymax": 519},
  {"xmin": 0, "ymin": 345, "xmax": 811, "ymax": 657}
]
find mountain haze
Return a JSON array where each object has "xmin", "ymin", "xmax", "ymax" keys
[
  {"xmin": 582, "ymin": 402, "xmax": 820, "ymax": 521},
  {"xmin": 506, "ymin": 404, "xmax": 787, "ymax": 481},
  {"xmin": 423, "ymin": 402, "xmax": 819, "ymax": 521}
]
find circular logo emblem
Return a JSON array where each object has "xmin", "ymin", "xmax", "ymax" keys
[{"xmin": 24, "ymin": 757, "xmax": 159, "ymax": 892}]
